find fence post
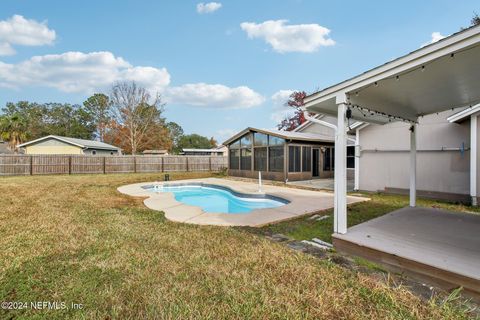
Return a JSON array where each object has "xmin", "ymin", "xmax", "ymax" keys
[
  {"xmin": 161, "ymin": 156, "xmax": 164, "ymax": 172},
  {"xmin": 186, "ymin": 156, "xmax": 189, "ymax": 172},
  {"xmin": 103, "ymin": 156, "xmax": 106, "ymax": 174},
  {"xmin": 68, "ymin": 156, "xmax": 72, "ymax": 174},
  {"xmin": 30, "ymin": 155, "xmax": 33, "ymax": 175},
  {"xmin": 209, "ymin": 157, "xmax": 212, "ymax": 171},
  {"xmin": 133, "ymin": 156, "xmax": 137, "ymax": 173}
]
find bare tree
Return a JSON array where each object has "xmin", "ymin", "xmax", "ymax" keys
[{"xmin": 109, "ymin": 81, "xmax": 165, "ymax": 154}]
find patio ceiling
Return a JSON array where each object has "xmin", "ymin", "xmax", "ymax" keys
[{"xmin": 304, "ymin": 25, "xmax": 480, "ymax": 124}]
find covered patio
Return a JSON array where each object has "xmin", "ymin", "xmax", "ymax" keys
[{"xmin": 304, "ymin": 24, "xmax": 480, "ymax": 295}]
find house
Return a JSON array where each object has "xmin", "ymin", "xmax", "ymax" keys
[
  {"xmin": 223, "ymin": 127, "xmax": 337, "ymax": 182},
  {"xmin": 143, "ymin": 149, "xmax": 169, "ymax": 155},
  {"xmin": 17, "ymin": 135, "xmax": 121, "ymax": 155},
  {"xmin": 303, "ymin": 24, "xmax": 480, "ymax": 295},
  {"xmin": 181, "ymin": 145, "xmax": 228, "ymax": 156}
]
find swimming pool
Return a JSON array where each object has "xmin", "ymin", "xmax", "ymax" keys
[{"xmin": 146, "ymin": 183, "xmax": 288, "ymax": 214}]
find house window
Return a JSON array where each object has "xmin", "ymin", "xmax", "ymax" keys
[
  {"xmin": 302, "ymin": 147, "xmax": 311, "ymax": 171},
  {"xmin": 254, "ymin": 147, "xmax": 267, "ymax": 171},
  {"xmin": 288, "ymin": 146, "xmax": 301, "ymax": 172},
  {"xmin": 254, "ymin": 133, "xmax": 268, "ymax": 147},
  {"xmin": 347, "ymin": 146, "xmax": 355, "ymax": 169},
  {"xmin": 323, "ymin": 147, "xmax": 333, "ymax": 171},
  {"xmin": 110, "ymin": 151, "xmax": 114, "ymax": 155},
  {"xmin": 92, "ymin": 150, "xmax": 96, "ymax": 155}
]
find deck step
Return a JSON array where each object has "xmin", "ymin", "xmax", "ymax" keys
[{"xmin": 311, "ymin": 238, "xmax": 333, "ymax": 248}]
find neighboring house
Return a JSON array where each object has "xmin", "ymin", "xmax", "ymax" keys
[
  {"xmin": 17, "ymin": 135, "xmax": 121, "ymax": 155},
  {"xmin": 143, "ymin": 150, "xmax": 169, "ymax": 155},
  {"xmin": 223, "ymin": 127, "xmax": 336, "ymax": 182},
  {"xmin": 182, "ymin": 145, "xmax": 228, "ymax": 156},
  {"xmin": 0, "ymin": 141, "xmax": 14, "ymax": 154}
]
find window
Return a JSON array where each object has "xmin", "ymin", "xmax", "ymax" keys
[
  {"xmin": 240, "ymin": 134, "xmax": 252, "ymax": 148},
  {"xmin": 288, "ymin": 146, "xmax": 301, "ymax": 172},
  {"xmin": 254, "ymin": 147, "xmax": 267, "ymax": 171},
  {"xmin": 229, "ymin": 148, "xmax": 240, "ymax": 169},
  {"xmin": 347, "ymin": 146, "xmax": 355, "ymax": 169},
  {"xmin": 269, "ymin": 136, "xmax": 284, "ymax": 146},
  {"xmin": 268, "ymin": 146, "xmax": 284, "ymax": 172},
  {"xmin": 302, "ymin": 147, "xmax": 311, "ymax": 172},
  {"xmin": 254, "ymin": 133, "xmax": 268, "ymax": 146},
  {"xmin": 323, "ymin": 147, "xmax": 332, "ymax": 171},
  {"xmin": 240, "ymin": 148, "xmax": 252, "ymax": 170},
  {"xmin": 92, "ymin": 150, "xmax": 96, "ymax": 155},
  {"xmin": 110, "ymin": 151, "xmax": 114, "ymax": 155}
]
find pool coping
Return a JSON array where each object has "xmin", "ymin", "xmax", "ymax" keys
[{"xmin": 117, "ymin": 178, "xmax": 369, "ymax": 227}]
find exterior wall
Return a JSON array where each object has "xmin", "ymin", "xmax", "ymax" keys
[
  {"xmin": 25, "ymin": 144, "xmax": 82, "ymax": 155},
  {"xmin": 359, "ymin": 110, "xmax": 470, "ymax": 200},
  {"xmin": 297, "ymin": 115, "xmax": 336, "ymax": 136}
]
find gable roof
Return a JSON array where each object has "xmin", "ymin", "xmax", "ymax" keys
[
  {"xmin": 223, "ymin": 127, "xmax": 334, "ymax": 145},
  {"xmin": 17, "ymin": 135, "xmax": 120, "ymax": 151}
]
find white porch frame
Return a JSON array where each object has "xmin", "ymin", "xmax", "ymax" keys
[{"xmin": 471, "ymin": 114, "xmax": 478, "ymax": 206}]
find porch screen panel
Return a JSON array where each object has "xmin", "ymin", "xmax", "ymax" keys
[
  {"xmin": 240, "ymin": 148, "xmax": 252, "ymax": 170},
  {"xmin": 288, "ymin": 146, "xmax": 301, "ymax": 172},
  {"xmin": 254, "ymin": 148, "xmax": 267, "ymax": 171},
  {"xmin": 268, "ymin": 147, "xmax": 284, "ymax": 172},
  {"xmin": 229, "ymin": 148, "xmax": 240, "ymax": 170},
  {"xmin": 302, "ymin": 147, "xmax": 311, "ymax": 171}
]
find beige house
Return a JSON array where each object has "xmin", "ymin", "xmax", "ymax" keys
[{"xmin": 18, "ymin": 135, "xmax": 121, "ymax": 155}]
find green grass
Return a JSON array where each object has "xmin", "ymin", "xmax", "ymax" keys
[
  {"xmin": 259, "ymin": 192, "xmax": 480, "ymax": 243},
  {"xmin": 0, "ymin": 173, "xmax": 475, "ymax": 319}
]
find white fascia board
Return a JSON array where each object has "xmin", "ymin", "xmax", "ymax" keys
[
  {"xmin": 447, "ymin": 104, "xmax": 480, "ymax": 123},
  {"xmin": 17, "ymin": 135, "xmax": 85, "ymax": 148}
]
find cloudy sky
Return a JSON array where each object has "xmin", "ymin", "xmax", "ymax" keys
[{"xmin": 0, "ymin": 1, "xmax": 478, "ymax": 142}]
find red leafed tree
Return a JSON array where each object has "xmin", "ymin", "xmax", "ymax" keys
[{"xmin": 277, "ymin": 91, "xmax": 308, "ymax": 131}]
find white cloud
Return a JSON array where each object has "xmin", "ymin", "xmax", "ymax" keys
[
  {"xmin": 240, "ymin": 20, "xmax": 334, "ymax": 53},
  {"xmin": 270, "ymin": 89, "xmax": 295, "ymax": 122},
  {"xmin": 422, "ymin": 32, "xmax": 445, "ymax": 47},
  {"xmin": 0, "ymin": 51, "xmax": 171, "ymax": 93},
  {"xmin": 165, "ymin": 83, "xmax": 264, "ymax": 109},
  {"xmin": 196, "ymin": 2, "xmax": 222, "ymax": 14},
  {"xmin": 0, "ymin": 15, "xmax": 56, "ymax": 56}
]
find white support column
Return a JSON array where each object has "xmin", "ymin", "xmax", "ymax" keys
[
  {"xmin": 354, "ymin": 128, "xmax": 360, "ymax": 191},
  {"xmin": 409, "ymin": 124, "xmax": 417, "ymax": 207},
  {"xmin": 334, "ymin": 97, "xmax": 348, "ymax": 234},
  {"xmin": 470, "ymin": 115, "xmax": 477, "ymax": 206}
]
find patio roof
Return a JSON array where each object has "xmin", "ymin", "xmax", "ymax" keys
[{"xmin": 304, "ymin": 24, "xmax": 480, "ymax": 124}]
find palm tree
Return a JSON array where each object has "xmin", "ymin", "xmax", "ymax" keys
[{"xmin": 0, "ymin": 114, "xmax": 29, "ymax": 151}]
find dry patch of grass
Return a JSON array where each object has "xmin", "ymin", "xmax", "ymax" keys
[{"xmin": 0, "ymin": 173, "xmax": 475, "ymax": 319}]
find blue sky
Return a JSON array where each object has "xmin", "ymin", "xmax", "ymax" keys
[{"xmin": 0, "ymin": 0, "xmax": 478, "ymax": 142}]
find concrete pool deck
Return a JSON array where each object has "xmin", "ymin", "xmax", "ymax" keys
[{"xmin": 118, "ymin": 178, "xmax": 368, "ymax": 227}]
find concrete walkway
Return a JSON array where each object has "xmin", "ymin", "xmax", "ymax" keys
[
  {"xmin": 287, "ymin": 178, "xmax": 355, "ymax": 192},
  {"xmin": 118, "ymin": 178, "xmax": 368, "ymax": 227}
]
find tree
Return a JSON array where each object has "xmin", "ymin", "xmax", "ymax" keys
[
  {"xmin": 83, "ymin": 93, "xmax": 112, "ymax": 141},
  {"xmin": 43, "ymin": 103, "xmax": 96, "ymax": 139},
  {"xmin": 2, "ymin": 101, "xmax": 46, "ymax": 139},
  {"xmin": 0, "ymin": 114, "xmax": 29, "ymax": 150},
  {"xmin": 166, "ymin": 122, "xmax": 184, "ymax": 153},
  {"xmin": 209, "ymin": 137, "xmax": 218, "ymax": 148},
  {"xmin": 109, "ymin": 81, "xmax": 167, "ymax": 154},
  {"xmin": 472, "ymin": 12, "xmax": 480, "ymax": 26},
  {"xmin": 277, "ymin": 91, "xmax": 308, "ymax": 131},
  {"xmin": 177, "ymin": 134, "xmax": 213, "ymax": 150}
]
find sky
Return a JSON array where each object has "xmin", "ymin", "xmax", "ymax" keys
[{"xmin": 0, "ymin": 0, "xmax": 478, "ymax": 143}]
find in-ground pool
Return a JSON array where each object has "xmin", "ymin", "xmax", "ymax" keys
[{"xmin": 146, "ymin": 183, "xmax": 288, "ymax": 214}]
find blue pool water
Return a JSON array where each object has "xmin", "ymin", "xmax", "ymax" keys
[{"xmin": 149, "ymin": 184, "xmax": 286, "ymax": 214}]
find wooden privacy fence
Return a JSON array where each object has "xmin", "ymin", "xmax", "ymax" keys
[{"xmin": 0, "ymin": 155, "xmax": 228, "ymax": 176}]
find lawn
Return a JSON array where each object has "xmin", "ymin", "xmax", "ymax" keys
[
  {"xmin": 0, "ymin": 173, "xmax": 475, "ymax": 319},
  {"xmin": 258, "ymin": 192, "xmax": 480, "ymax": 243}
]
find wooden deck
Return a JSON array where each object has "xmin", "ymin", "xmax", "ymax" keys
[{"xmin": 333, "ymin": 207, "xmax": 480, "ymax": 297}]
